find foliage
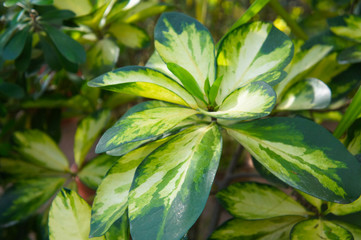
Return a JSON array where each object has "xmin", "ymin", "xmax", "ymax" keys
[{"xmin": 1, "ymin": 0, "xmax": 361, "ymax": 240}]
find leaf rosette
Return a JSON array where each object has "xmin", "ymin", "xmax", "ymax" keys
[{"xmin": 88, "ymin": 12, "xmax": 361, "ymax": 240}]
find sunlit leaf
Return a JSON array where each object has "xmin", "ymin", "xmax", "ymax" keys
[
  {"xmin": 129, "ymin": 124, "xmax": 222, "ymax": 240},
  {"xmin": 226, "ymin": 117, "xmax": 361, "ymax": 203},
  {"xmin": 109, "ymin": 23, "xmax": 150, "ymax": 49}
]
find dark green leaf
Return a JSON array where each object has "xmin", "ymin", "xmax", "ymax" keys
[
  {"xmin": 105, "ymin": 211, "xmax": 130, "ymax": 240},
  {"xmin": 3, "ymin": 25, "xmax": 30, "ymax": 60},
  {"xmin": 31, "ymin": 0, "xmax": 53, "ymax": 5},
  {"xmin": 209, "ymin": 75, "xmax": 223, "ymax": 106},
  {"xmin": 40, "ymin": 9, "xmax": 75, "ymax": 21},
  {"xmin": 43, "ymin": 24, "xmax": 86, "ymax": 64},
  {"xmin": 0, "ymin": 82, "xmax": 24, "ymax": 99},
  {"xmin": 338, "ymin": 44, "xmax": 361, "ymax": 64},
  {"xmin": 15, "ymin": 31, "xmax": 32, "ymax": 71}
]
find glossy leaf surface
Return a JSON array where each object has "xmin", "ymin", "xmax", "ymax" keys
[
  {"xmin": 277, "ymin": 78, "xmax": 331, "ymax": 111},
  {"xmin": 88, "ymin": 66, "xmax": 197, "ymax": 108},
  {"xmin": 290, "ymin": 219, "xmax": 353, "ymax": 240},
  {"xmin": 217, "ymin": 21, "xmax": 293, "ymax": 103},
  {"xmin": 95, "ymin": 101, "xmax": 197, "ymax": 153},
  {"xmin": 226, "ymin": 117, "xmax": 361, "ymax": 203},
  {"xmin": 217, "ymin": 182, "xmax": 309, "ymax": 219},
  {"xmin": 154, "ymin": 12, "xmax": 215, "ymax": 89},
  {"xmin": 210, "ymin": 216, "xmax": 305, "ymax": 240},
  {"xmin": 128, "ymin": 124, "xmax": 222, "ymax": 240},
  {"xmin": 14, "ymin": 130, "xmax": 69, "ymax": 172},
  {"xmin": 90, "ymin": 139, "xmax": 169, "ymax": 237},
  {"xmin": 199, "ymin": 81, "xmax": 276, "ymax": 120}
]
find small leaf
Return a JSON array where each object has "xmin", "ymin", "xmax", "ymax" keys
[
  {"xmin": 88, "ymin": 66, "xmax": 198, "ymax": 108},
  {"xmin": 328, "ymin": 196, "xmax": 361, "ymax": 216},
  {"xmin": 217, "ymin": 182, "xmax": 310, "ymax": 220},
  {"xmin": 226, "ymin": 117, "xmax": 361, "ymax": 203},
  {"xmin": 338, "ymin": 45, "xmax": 361, "ymax": 64},
  {"xmin": 166, "ymin": 62, "xmax": 205, "ymax": 103},
  {"xmin": 290, "ymin": 219, "xmax": 353, "ymax": 240},
  {"xmin": 108, "ymin": 23, "xmax": 150, "ymax": 49},
  {"xmin": 145, "ymin": 51, "xmax": 177, "ymax": 81},
  {"xmin": 105, "ymin": 211, "xmax": 130, "ymax": 240},
  {"xmin": 155, "ymin": 12, "xmax": 216, "ymax": 91},
  {"xmin": 74, "ymin": 109, "xmax": 111, "ymax": 167},
  {"xmin": 129, "ymin": 124, "xmax": 222, "ymax": 240},
  {"xmin": 277, "ymin": 78, "xmax": 331, "ymax": 111},
  {"xmin": 15, "ymin": 31, "xmax": 32, "ymax": 71},
  {"xmin": 3, "ymin": 25, "xmax": 30, "ymax": 60},
  {"xmin": 95, "ymin": 101, "xmax": 198, "ymax": 153},
  {"xmin": 200, "ymin": 81, "xmax": 276, "ymax": 120},
  {"xmin": 78, "ymin": 154, "xmax": 119, "ymax": 190},
  {"xmin": 90, "ymin": 138, "xmax": 170, "ymax": 237},
  {"xmin": 0, "ymin": 178, "xmax": 65, "ymax": 226},
  {"xmin": 43, "ymin": 24, "xmax": 86, "ymax": 64},
  {"xmin": 49, "ymin": 188, "xmax": 105, "ymax": 240},
  {"xmin": 208, "ymin": 75, "xmax": 223, "ymax": 106},
  {"xmin": 345, "ymin": 118, "xmax": 361, "ymax": 155},
  {"xmin": 210, "ymin": 216, "xmax": 305, "ymax": 240},
  {"xmin": 14, "ymin": 130, "xmax": 69, "ymax": 172}
]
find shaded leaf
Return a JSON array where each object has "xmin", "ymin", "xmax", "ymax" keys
[
  {"xmin": 3, "ymin": 25, "xmax": 30, "ymax": 60},
  {"xmin": 15, "ymin": 31, "xmax": 32, "ymax": 71},
  {"xmin": 105, "ymin": 211, "xmax": 130, "ymax": 240},
  {"xmin": 338, "ymin": 44, "xmax": 361, "ymax": 64},
  {"xmin": 0, "ymin": 82, "xmax": 24, "ymax": 99}
]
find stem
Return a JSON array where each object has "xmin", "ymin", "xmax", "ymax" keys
[
  {"xmin": 269, "ymin": 0, "xmax": 308, "ymax": 40},
  {"xmin": 206, "ymin": 144, "xmax": 243, "ymax": 237}
]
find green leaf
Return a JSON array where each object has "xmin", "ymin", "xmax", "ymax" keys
[
  {"xmin": 208, "ymin": 75, "xmax": 223, "ymax": 106},
  {"xmin": 297, "ymin": 191, "xmax": 323, "ymax": 213},
  {"xmin": 154, "ymin": 12, "xmax": 216, "ymax": 91},
  {"xmin": 275, "ymin": 45, "xmax": 333, "ymax": 99},
  {"xmin": 166, "ymin": 62, "xmax": 205, "ymax": 103},
  {"xmin": 108, "ymin": 23, "xmax": 150, "ymax": 49},
  {"xmin": 31, "ymin": 0, "xmax": 53, "ymax": 5},
  {"xmin": 0, "ymin": 178, "xmax": 65, "ymax": 226},
  {"xmin": 128, "ymin": 123, "xmax": 222, "ymax": 240},
  {"xmin": 74, "ymin": 109, "xmax": 111, "ymax": 167},
  {"xmin": 216, "ymin": 21, "xmax": 293, "ymax": 104},
  {"xmin": 199, "ymin": 81, "xmax": 276, "ymax": 120},
  {"xmin": 53, "ymin": 0, "xmax": 106, "ymax": 16},
  {"xmin": 328, "ymin": 196, "xmax": 361, "ymax": 216},
  {"xmin": 43, "ymin": 24, "xmax": 86, "ymax": 64},
  {"xmin": 345, "ymin": 118, "xmax": 361, "ymax": 155},
  {"xmin": 40, "ymin": 9, "xmax": 75, "ymax": 21},
  {"xmin": 105, "ymin": 211, "xmax": 130, "ymax": 240},
  {"xmin": 338, "ymin": 45, "xmax": 361, "ymax": 64},
  {"xmin": 90, "ymin": 138, "xmax": 170, "ymax": 237},
  {"xmin": 95, "ymin": 101, "xmax": 198, "ymax": 154},
  {"xmin": 85, "ymin": 39, "xmax": 120, "ymax": 77},
  {"xmin": 217, "ymin": 182, "xmax": 310, "ymax": 220},
  {"xmin": 146, "ymin": 51, "xmax": 177, "ymax": 81},
  {"xmin": 14, "ymin": 130, "xmax": 69, "ymax": 172},
  {"xmin": 334, "ymin": 86, "xmax": 361, "ymax": 138},
  {"xmin": 277, "ymin": 78, "xmax": 331, "ymax": 111},
  {"xmin": 226, "ymin": 117, "xmax": 361, "ymax": 203},
  {"xmin": 15, "ymin": 31, "xmax": 32, "ymax": 71},
  {"xmin": 210, "ymin": 216, "xmax": 305, "ymax": 240},
  {"xmin": 78, "ymin": 154, "xmax": 119, "ymax": 190},
  {"xmin": 290, "ymin": 219, "xmax": 353, "ymax": 240},
  {"xmin": 333, "ymin": 221, "xmax": 361, "ymax": 240},
  {"xmin": 49, "ymin": 188, "xmax": 105, "ymax": 240},
  {"xmin": 88, "ymin": 66, "xmax": 198, "ymax": 108},
  {"xmin": 0, "ymin": 82, "xmax": 24, "ymax": 99},
  {"xmin": 4, "ymin": 0, "xmax": 19, "ymax": 7},
  {"xmin": 121, "ymin": 1, "xmax": 169, "ymax": 23},
  {"xmin": 330, "ymin": 15, "xmax": 361, "ymax": 42},
  {"xmin": 3, "ymin": 25, "xmax": 30, "ymax": 60}
]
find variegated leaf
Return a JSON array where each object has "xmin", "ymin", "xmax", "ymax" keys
[
  {"xmin": 210, "ymin": 216, "xmax": 305, "ymax": 240},
  {"xmin": 334, "ymin": 221, "xmax": 361, "ymax": 240},
  {"xmin": 0, "ymin": 178, "xmax": 65, "ymax": 225},
  {"xmin": 217, "ymin": 182, "xmax": 310, "ymax": 220},
  {"xmin": 290, "ymin": 219, "xmax": 353, "ymax": 240},
  {"xmin": 346, "ymin": 118, "xmax": 361, "ymax": 155},
  {"xmin": 108, "ymin": 23, "xmax": 150, "ymax": 49},
  {"xmin": 74, "ymin": 109, "xmax": 111, "ymax": 167},
  {"xmin": 226, "ymin": 117, "xmax": 361, "ymax": 203},
  {"xmin": 49, "ymin": 188, "xmax": 105, "ymax": 240},
  {"xmin": 88, "ymin": 66, "xmax": 197, "ymax": 108},
  {"xmin": 199, "ymin": 81, "xmax": 276, "ymax": 120},
  {"xmin": 154, "ymin": 12, "xmax": 215, "ymax": 92},
  {"xmin": 330, "ymin": 15, "xmax": 361, "ymax": 42},
  {"xmin": 328, "ymin": 196, "xmax": 361, "ymax": 216},
  {"xmin": 128, "ymin": 123, "xmax": 222, "ymax": 240},
  {"xmin": 90, "ymin": 138, "xmax": 171, "ymax": 237},
  {"xmin": 14, "ymin": 130, "xmax": 69, "ymax": 172},
  {"xmin": 216, "ymin": 22, "xmax": 293, "ymax": 104},
  {"xmin": 95, "ymin": 101, "xmax": 198, "ymax": 154},
  {"xmin": 78, "ymin": 154, "xmax": 119, "ymax": 190},
  {"xmin": 297, "ymin": 191, "xmax": 323, "ymax": 213},
  {"xmin": 275, "ymin": 45, "xmax": 333, "ymax": 99},
  {"xmin": 146, "ymin": 51, "xmax": 178, "ymax": 81},
  {"xmin": 105, "ymin": 210, "xmax": 130, "ymax": 240},
  {"xmin": 277, "ymin": 78, "xmax": 331, "ymax": 111}
]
